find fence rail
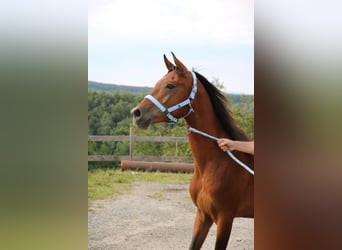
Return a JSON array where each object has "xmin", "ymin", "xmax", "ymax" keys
[{"xmin": 88, "ymin": 127, "xmax": 193, "ymax": 163}]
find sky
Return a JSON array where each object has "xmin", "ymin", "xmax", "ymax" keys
[{"xmin": 88, "ymin": 0, "xmax": 254, "ymax": 94}]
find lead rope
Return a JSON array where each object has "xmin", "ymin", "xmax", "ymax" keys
[{"xmin": 188, "ymin": 127, "xmax": 254, "ymax": 175}]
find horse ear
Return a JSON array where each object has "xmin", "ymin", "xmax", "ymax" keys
[
  {"xmin": 171, "ymin": 52, "xmax": 188, "ymax": 72},
  {"xmin": 163, "ymin": 54, "xmax": 175, "ymax": 71}
]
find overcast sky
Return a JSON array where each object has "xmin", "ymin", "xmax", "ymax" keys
[{"xmin": 88, "ymin": 0, "xmax": 254, "ymax": 94}]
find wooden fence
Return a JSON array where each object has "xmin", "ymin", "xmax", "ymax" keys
[{"xmin": 88, "ymin": 127, "xmax": 193, "ymax": 163}]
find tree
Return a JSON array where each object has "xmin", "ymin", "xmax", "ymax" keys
[
  {"xmin": 211, "ymin": 77, "xmax": 225, "ymax": 91},
  {"xmin": 88, "ymin": 88, "xmax": 254, "ymax": 169}
]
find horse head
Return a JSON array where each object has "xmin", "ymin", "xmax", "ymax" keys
[{"xmin": 131, "ymin": 52, "xmax": 197, "ymax": 129}]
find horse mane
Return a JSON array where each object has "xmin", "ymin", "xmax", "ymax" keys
[{"xmin": 194, "ymin": 72, "xmax": 249, "ymax": 141}]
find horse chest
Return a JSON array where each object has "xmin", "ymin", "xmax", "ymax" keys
[{"xmin": 189, "ymin": 175, "xmax": 222, "ymax": 217}]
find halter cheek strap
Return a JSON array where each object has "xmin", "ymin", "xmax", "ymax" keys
[{"xmin": 144, "ymin": 71, "xmax": 197, "ymax": 123}]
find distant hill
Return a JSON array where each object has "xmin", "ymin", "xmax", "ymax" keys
[
  {"xmin": 88, "ymin": 81, "xmax": 252, "ymax": 104},
  {"xmin": 88, "ymin": 81, "xmax": 151, "ymax": 94}
]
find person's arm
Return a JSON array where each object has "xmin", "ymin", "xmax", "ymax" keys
[{"xmin": 217, "ymin": 138, "xmax": 254, "ymax": 155}]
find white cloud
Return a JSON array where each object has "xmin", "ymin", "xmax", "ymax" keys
[
  {"xmin": 88, "ymin": 0, "xmax": 254, "ymax": 94},
  {"xmin": 89, "ymin": 0, "xmax": 253, "ymax": 46}
]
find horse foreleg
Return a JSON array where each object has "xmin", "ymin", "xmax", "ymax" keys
[
  {"xmin": 189, "ymin": 209, "xmax": 213, "ymax": 250},
  {"xmin": 214, "ymin": 216, "xmax": 234, "ymax": 250}
]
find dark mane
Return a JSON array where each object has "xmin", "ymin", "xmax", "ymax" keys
[{"xmin": 194, "ymin": 72, "xmax": 249, "ymax": 141}]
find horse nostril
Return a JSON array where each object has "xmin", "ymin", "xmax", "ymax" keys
[{"xmin": 132, "ymin": 108, "xmax": 141, "ymax": 118}]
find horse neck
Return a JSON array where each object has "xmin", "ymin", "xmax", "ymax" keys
[{"xmin": 185, "ymin": 87, "xmax": 226, "ymax": 166}]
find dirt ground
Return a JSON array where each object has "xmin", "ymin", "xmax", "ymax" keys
[{"xmin": 88, "ymin": 182, "xmax": 254, "ymax": 250}]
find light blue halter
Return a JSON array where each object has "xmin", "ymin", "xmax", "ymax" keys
[
  {"xmin": 144, "ymin": 70, "xmax": 254, "ymax": 175},
  {"xmin": 144, "ymin": 71, "xmax": 197, "ymax": 123}
]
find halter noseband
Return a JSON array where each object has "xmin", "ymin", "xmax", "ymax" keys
[{"xmin": 144, "ymin": 71, "xmax": 197, "ymax": 123}]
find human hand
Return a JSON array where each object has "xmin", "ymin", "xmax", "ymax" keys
[
  {"xmin": 217, "ymin": 138, "xmax": 235, "ymax": 152},
  {"xmin": 217, "ymin": 139, "xmax": 254, "ymax": 155}
]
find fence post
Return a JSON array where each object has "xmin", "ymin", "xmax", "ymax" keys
[{"xmin": 129, "ymin": 127, "xmax": 134, "ymax": 160}]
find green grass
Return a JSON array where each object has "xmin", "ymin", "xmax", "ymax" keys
[{"xmin": 88, "ymin": 169, "xmax": 192, "ymax": 204}]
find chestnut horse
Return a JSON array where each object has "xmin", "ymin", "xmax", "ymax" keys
[{"xmin": 131, "ymin": 53, "xmax": 254, "ymax": 249}]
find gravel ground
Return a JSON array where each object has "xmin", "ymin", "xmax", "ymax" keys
[{"xmin": 88, "ymin": 182, "xmax": 254, "ymax": 250}]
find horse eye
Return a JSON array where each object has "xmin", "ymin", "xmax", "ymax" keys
[{"xmin": 166, "ymin": 83, "xmax": 175, "ymax": 89}]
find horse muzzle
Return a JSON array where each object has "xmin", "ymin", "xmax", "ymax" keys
[{"xmin": 131, "ymin": 107, "xmax": 152, "ymax": 129}]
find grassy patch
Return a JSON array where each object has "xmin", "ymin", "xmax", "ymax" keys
[{"xmin": 88, "ymin": 169, "xmax": 192, "ymax": 204}]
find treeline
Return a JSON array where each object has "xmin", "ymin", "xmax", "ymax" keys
[
  {"xmin": 88, "ymin": 90, "xmax": 254, "ymax": 169},
  {"xmin": 88, "ymin": 81, "xmax": 152, "ymax": 94}
]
